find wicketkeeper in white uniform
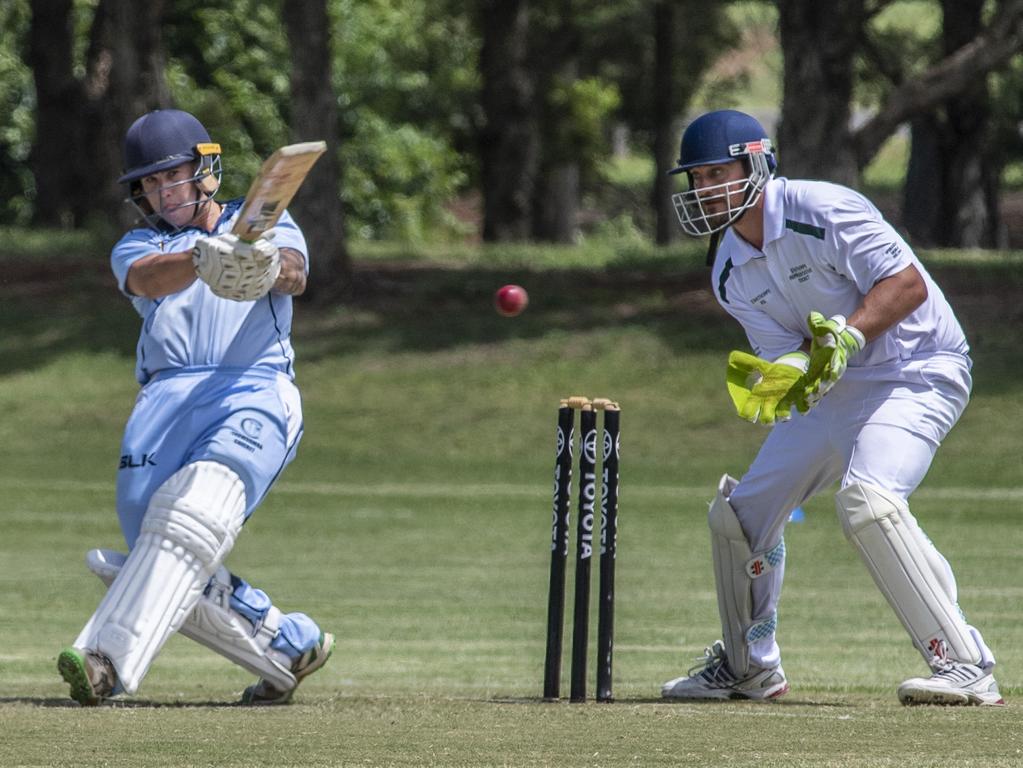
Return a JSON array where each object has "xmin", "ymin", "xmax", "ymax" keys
[
  {"xmin": 660, "ymin": 109, "xmax": 1002, "ymax": 706},
  {"xmin": 57, "ymin": 109, "xmax": 334, "ymax": 706}
]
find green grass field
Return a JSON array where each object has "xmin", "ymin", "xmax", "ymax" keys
[{"xmin": 1, "ymin": 240, "xmax": 1022, "ymax": 767}]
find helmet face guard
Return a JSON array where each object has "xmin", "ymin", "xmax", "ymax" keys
[
  {"xmin": 119, "ymin": 109, "xmax": 222, "ymax": 230},
  {"xmin": 672, "ymin": 148, "xmax": 773, "ymax": 236},
  {"xmin": 668, "ymin": 110, "xmax": 776, "ymax": 237},
  {"xmin": 126, "ymin": 148, "xmax": 222, "ymax": 230}
]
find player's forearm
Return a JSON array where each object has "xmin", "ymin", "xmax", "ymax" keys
[
  {"xmin": 847, "ymin": 264, "xmax": 928, "ymax": 342},
  {"xmin": 272, "ymin": 248, "xmax": 307, "ymax": 296},
  {"xmin": 126, "ymin": 251, "xmax": 199, "ymax": 298}
]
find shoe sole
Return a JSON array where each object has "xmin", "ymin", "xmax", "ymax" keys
[
  {"xmin": 242, "ymin": 632, "xmax": 336, "ymax": 706},
  {"xmin": 899, "ymin": 689, "xmax": 1004, "ymax": 707},
  {"xmin": 242, "ymin": 685, "xmax": 295, "ymax": 706},
  {"xmin": 662, "ymin": 681, "xmax": 789, "ymax": 701},
  {"xmin": 57, "ymin": 648, "xmax": 100, "ymax": 706}
]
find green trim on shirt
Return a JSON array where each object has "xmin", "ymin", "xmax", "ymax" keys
[
  {"xmin": 718, "ymin": 257, "xmax": 734, "ymax": 304},
  {"xmin": 785, "ymin": 219, "xmax": 826, "ymax": 240}
]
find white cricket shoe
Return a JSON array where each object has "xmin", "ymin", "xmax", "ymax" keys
[
  {"xmin": 661, "ymin": 640, "xmax": 789, "ymax": 701},
  {"xmin": 898, "ymin": 646, "xmax": 1004, "ymax": 707}
]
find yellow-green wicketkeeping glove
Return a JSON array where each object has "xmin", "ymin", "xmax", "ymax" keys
[
  {"xmin": 805, "ymin": 312, "xmax": 865, "ymax": 402},
  {"xmin": 726, "ymin": 350, "xmax": 812, "ymax": 425}
]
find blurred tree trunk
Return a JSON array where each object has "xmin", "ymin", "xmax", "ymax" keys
[
  {"xmin": 531, "ymin": 5, "xmax": 580, "ymax": 244},
  {"xmin": 902, "ymin": 116, "xmax": 945, "ymax": 244},
  {"xmin": 283, "ymin": 0, "xmax": 351, "ymax": 297},
  {"xmin": 87, "ymin": 0, "xmax": 170, "ymax": 230},
  {"xmin": 27, "ymin": 0, "xmax": 83, "ymax": 228},
  {"xmin": 648, "ymin": 0, "xmax": 729, "ymax": 245},
  {"xmin": 776, "ymin": 0, "xmax": 865, "ymax": 185},
  {"xmin": 28, "ymin": 0, "xmax": 169, "ymax": 230},
  {"xmin": 532, "ymin": 160, "xmax": 579, "ymax": 242},
  {"xmin": 903, "ymin": 0, "xmax": 1000, "ymax": 247},
  {"xmin": 652, "ymin": 0, "xmax": 678, "ymax": 245},
  {"xmin": 478, "ymin": 0, "xmax": 538, "ymax": 241}
]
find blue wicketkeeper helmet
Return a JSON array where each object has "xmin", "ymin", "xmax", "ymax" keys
[{"xmin": 669, "ymin": 110, "xmax": 776, "ymax": 237}]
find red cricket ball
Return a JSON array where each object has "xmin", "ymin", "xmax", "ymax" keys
[{"xmin": 494, "ymin": 284, "xmax": 529, "ymax": 317}]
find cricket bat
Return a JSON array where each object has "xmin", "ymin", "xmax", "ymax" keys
[{"xmin": 231, "ymin": 141, "xmax": 327, "ymax": 241}]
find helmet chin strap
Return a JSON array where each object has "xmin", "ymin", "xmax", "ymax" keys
[
  {"xmin": 189, "ymin": 194, "xmax": 221, "ymax": 231},
  {"xmin": 138, "ymin": 181, "xmax": 218, "ymax": 232},
  {"xmin": 705, "ymin": 231, "xmax": 721, "ymax": 267}
]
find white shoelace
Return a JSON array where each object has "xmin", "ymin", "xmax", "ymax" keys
[
  {"xmin": 689, "ymin": 643, "xmax": 737, "ymax": 685},
  {"xmin": 927, "ymin": 641, "xmax": 982, "ymax": 684}
]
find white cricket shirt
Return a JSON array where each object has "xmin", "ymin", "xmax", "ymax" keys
[{"xmin": 711, "ymin": 177, "xmax": 969, "ymax": 373}]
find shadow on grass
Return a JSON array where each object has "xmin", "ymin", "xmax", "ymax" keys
[
  {"xmin": 2, "ymin": 254, "xmax": 1021, "ymax": 394},
  {"xmin": 0, "ymin": 260, "xmax": 138, "ymax": 374},
  {"xmin": 0, "ymin": 258, "xmax": 745, "ymax": 376},
  {"xmin": 296, "ymin": 261, "xmax": 747, "ymax": 361},
  {"xmin": 488, "ymin": 695, "xmax": 854, "ymax": 708},
  {"xmin": 0, "ymin": 696, "xmax": 241, "ymax": 708}
]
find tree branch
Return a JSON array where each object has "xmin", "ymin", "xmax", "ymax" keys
[
  {"xmin": 852, "ymin": 0, "xmax": 1023, "ymax": 168},
  {"xmin": 859, "ymin": 29, "xmax": 906, "ymax": 87}
]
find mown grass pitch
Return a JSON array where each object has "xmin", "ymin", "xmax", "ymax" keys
[{"xmin": 1, "ymin": 242, "xmax": 1021, "ymax": 766}]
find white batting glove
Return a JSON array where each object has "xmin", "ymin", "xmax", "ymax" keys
[{"xmin": 192, "ymin": 229, "xmax": 282, "ymax": 302}]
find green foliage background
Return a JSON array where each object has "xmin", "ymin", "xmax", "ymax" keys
[
  {"xmin": 0, "ymin": 0, "xmax": 483, "ymax": 238},
  {"xmin": 0, "ymin": 0, "xmax": 33, "ymax": 225},
  {"xmin": 2, "ymin": 0, "xmax": 1021, "ymax": 240}
]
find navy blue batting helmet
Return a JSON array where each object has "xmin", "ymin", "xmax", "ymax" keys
[
  {"xmin": 118, "ymin": 109, "xmax": 221, "ymax": 184},
  {"xmin": 669, "ymin": 110, "xmax": 776, "ymax": 237},
  {"xmin": 669, "ymin": 110, "xmax": 775, "ymax": 175}
]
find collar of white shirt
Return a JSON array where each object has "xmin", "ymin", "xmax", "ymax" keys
[{"xmin": 724, "ymin": 177, "xmax": 786, "ymax": 267}]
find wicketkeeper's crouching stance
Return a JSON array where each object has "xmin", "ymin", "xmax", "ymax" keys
[
  {"xmin": 660, "ymin": 110, "xmax": 1002, "ymax": 706},
  {"xmin": 57, "ymin": 109, "xmax": 333, "ymax": 706}
]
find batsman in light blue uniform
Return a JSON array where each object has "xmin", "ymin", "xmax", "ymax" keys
[{"xmin": 57, "ymin": 109, "xmax": 334, "ymax": 706}]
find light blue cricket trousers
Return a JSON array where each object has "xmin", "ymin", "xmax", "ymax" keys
[{"xmin": 116, "ymin": 367, "xmax": 321, "ymax": 659}]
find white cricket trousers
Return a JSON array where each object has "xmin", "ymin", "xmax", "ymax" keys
[{"xmin": 726, "ymin": 353, "xmax": 980, "ymax": 668}]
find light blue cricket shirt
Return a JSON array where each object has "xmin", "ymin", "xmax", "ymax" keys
[{"xmin": 110, "ymin": 199, "xmax": 309, "ymax": 385}]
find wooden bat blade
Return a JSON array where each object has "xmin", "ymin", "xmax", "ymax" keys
[{"xmin": 231, "ymin": 141, "xmax": 327, "ymax": 241}]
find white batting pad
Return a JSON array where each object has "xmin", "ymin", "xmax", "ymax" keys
[
  {"xmin": 835, "ymin": 482, "xmax": 981, "ymax": 665},
  {"xmin": 707, "ymin": 474, "xmax": 783, "ymax": 677},
  {"xmin": 85, "ymin": 550, "xmax": 297, "ymax": 692},
  {"xmin": 74, "ymin": 461, "xmax": 246, "ymax": 693}
]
